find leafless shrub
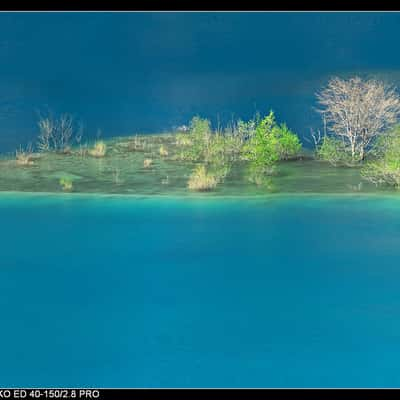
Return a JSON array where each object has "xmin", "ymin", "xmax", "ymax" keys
[
  {"xmin": 37, "ymin": 117, "xmax": 54, "ymax": 152},
  {"xmin": 37, "ymin": 112, "xmax": 84, "ymax": 153},
  {"xmin": 15, "ymin": 143, "xmax": 35, "ymax": 166},
  {"xmin": 306, "ymin": 127, "xmax": 323, "ymax": 150}
]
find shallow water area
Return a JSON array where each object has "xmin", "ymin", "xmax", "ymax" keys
[{"xmin": 0, "ymin": 134, "xmax": 398, "ymax": 197}]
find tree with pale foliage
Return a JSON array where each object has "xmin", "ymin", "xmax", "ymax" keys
[{"xmin": 316, "ymin": 76, "xmax": 400, "ymax": 161}]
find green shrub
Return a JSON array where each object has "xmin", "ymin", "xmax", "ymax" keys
[
  {"xmin": 233, "ymin": 119, "xmax": 257, "ymax": 144},
  {"xmin": 316, "ymin": 136, "xmax": 356, "ymax": 166},
  {"xmin": 176, "ymin": 116, "xmax": 238, "ymax": 164},
  {"xmin": 59, "ymin": 177, "xmax": 73, "ymax": 191},
  {"xmin": 369, "ymin": 125, "xmax": 400, "ymax": 159},
  {"xmin": 243, "ymin": 111, "xmax": 279, "ymax": 168},
  {"xmin": 274, "ymin": 123, "xmax": 302, "ymax": 160},
  {"xmin": 243, "ymin": 111, "xmax": 301, "ymax": 168},
  {"xmin": 176, "ymin": 116, "xmax": 212, "ymax": 161},
  {"xmin": 361, "ymin": 126, "xmax": 400, "ymax": 187},
  {"xmin": 190, "ymin": 116, "xmax": 212, "ymax": 138},
  {"xmin": 361, "ymin": 162, "xmax": 400, "ymax": 187},
  {"xmin": 176, "ymin": 112, "xmax": 300, "ymax": 168},
  {"xmin": 176, "ymin": 133, "xmax": 192, "ymax": 147}
]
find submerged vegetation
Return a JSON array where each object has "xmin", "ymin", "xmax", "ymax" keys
[
  {"xmin": 3, "ymin": 76, "xmax": 400, "ymax": 195},
  {"xmin": 59, "ymin": 177, "xmax": 73, "ymax": 192}
]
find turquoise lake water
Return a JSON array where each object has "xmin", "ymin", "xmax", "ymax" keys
[{"xmin": 1, "ymin": 193, "xmax": 400, "ymax": 388}]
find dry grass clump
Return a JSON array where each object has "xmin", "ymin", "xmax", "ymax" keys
[
  {"xmin": 159, "ymin": 145, "xmax": 169, "ymax": 157},
  {"xmin": 15, "ymin": 145, "xmax": 35, "ymax": 166},
  {"xmin": 187, "ymin": 165, "xmax": 218, "ymax": 191},
  {"xmin": 89, "ymin": 141, "xmax": 107, "ymax": 158},
  {"xmin": 143, "ymin": 158, "xmax": 153, "ymax": 168}
]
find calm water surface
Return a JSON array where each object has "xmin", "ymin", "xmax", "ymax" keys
[{"xmin": 1, "ymin": 193, "xmax": 400, "ymax": 387}]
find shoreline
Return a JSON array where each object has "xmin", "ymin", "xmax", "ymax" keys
[{"xmin": 0, "ymin": 189, "xmax": 400, "ymax": 201}]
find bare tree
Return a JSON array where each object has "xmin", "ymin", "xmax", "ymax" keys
[
  {"xmin": 316, "ymin": 76, "xmax": 400, "ymax": 161},
  {"xmin": 37, "ymin": 112, "xmax": 84, "ymax": 153}
]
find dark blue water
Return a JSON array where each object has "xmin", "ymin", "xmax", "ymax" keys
[
  {"xmin": 1, "ymin": 194, "xmax": 400, "ymax": 388},
  {"xmin": 1, "ymin": 12, "xmax": 400, "ymax": 151}
]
